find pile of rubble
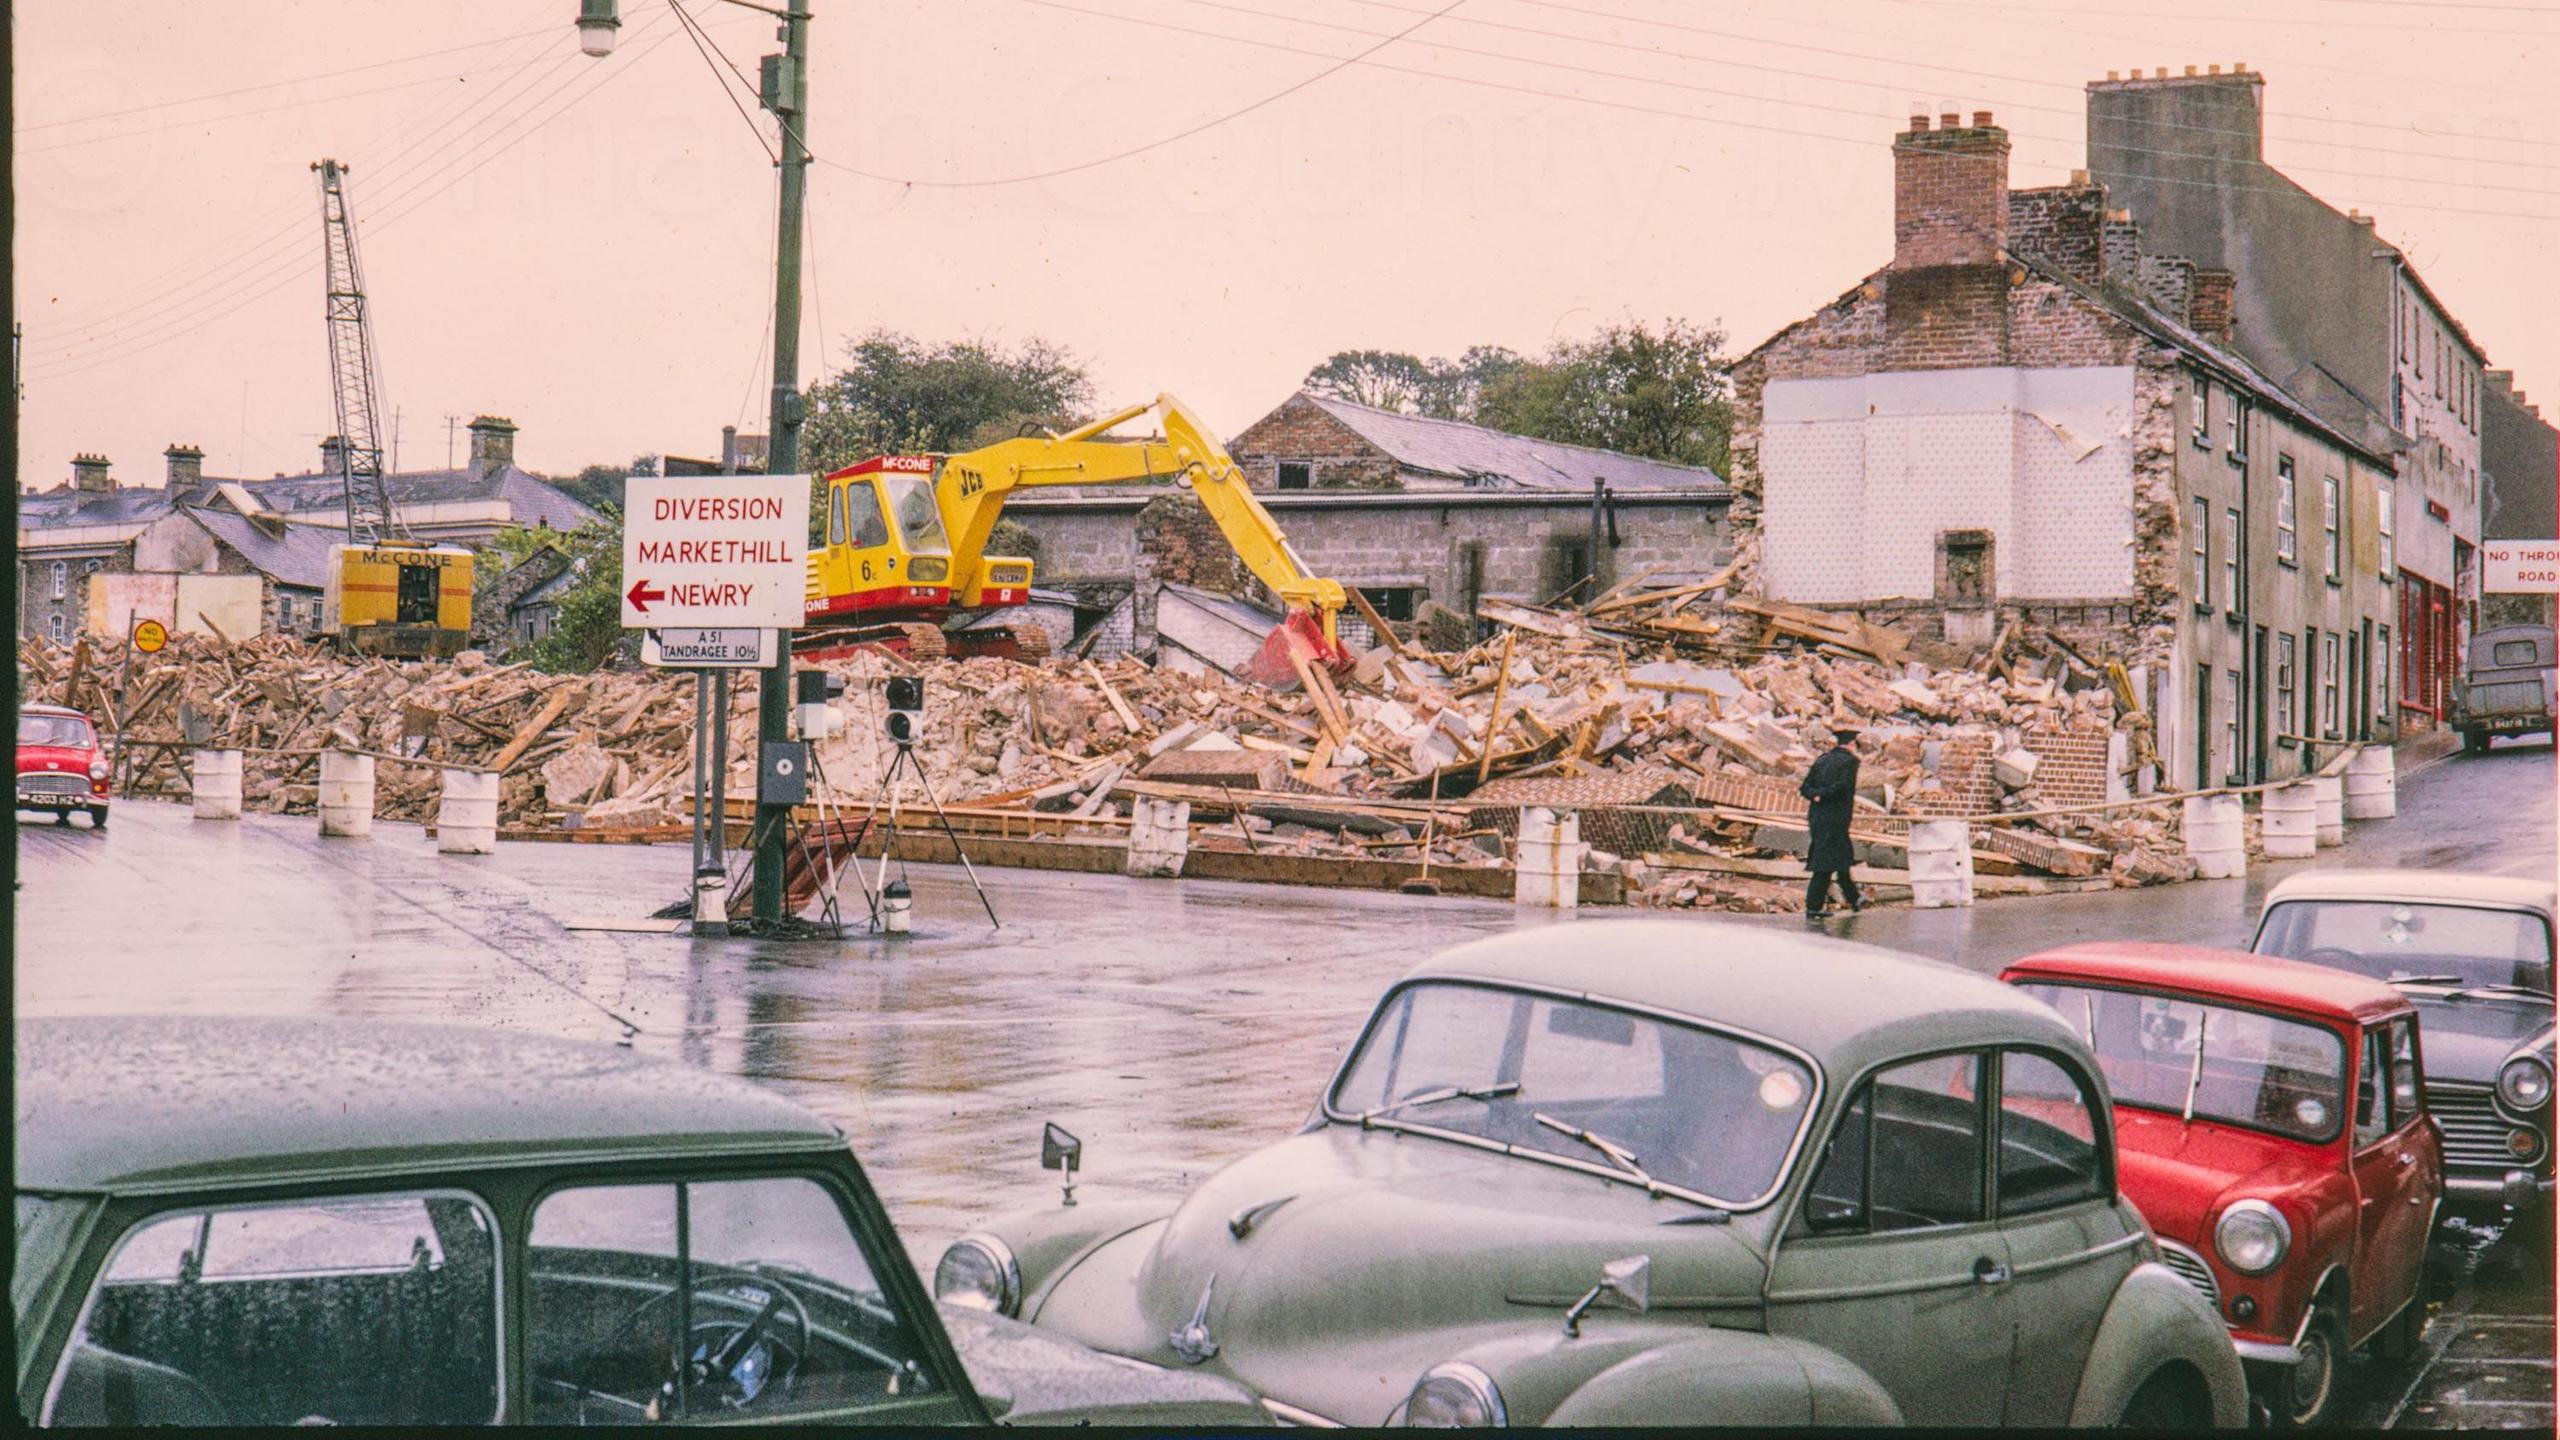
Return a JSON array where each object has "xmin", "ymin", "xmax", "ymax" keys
[{"xmin": 17, "ymin": 581, "xmax": 2197, "ymax": 907}]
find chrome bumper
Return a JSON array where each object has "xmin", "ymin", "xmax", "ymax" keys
[
  {"xmin": 2232, "ymin": 1337, "xmax": 2300, "ymax": 1366},
  {"xmin": 2444, "ymin": 1169, "xmax": 2556, "ymax": 1208}
]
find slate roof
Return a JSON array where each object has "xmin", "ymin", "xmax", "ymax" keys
[
  {"xmin": 183, "ymin": 508, "xmax": 341, "ymax": 590},
  {"xmin": 22, "ymin": 465, "xmax": 602, "ymax": 536},
  {"xmin": 1296, "ymin": 393, "xmax": 1729, "ymax": 494}
]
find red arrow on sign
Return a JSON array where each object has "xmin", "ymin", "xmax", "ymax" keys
[{"xmin": 627, "ymin": 579, "xmax": 667, "ymax": 614}]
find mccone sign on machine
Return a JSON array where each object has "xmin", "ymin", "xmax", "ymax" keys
[{"xmin": 621, "ymin": 475, "xmax": 811, "ymax": 629}]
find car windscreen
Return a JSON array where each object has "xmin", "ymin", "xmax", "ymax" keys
[
  {"xmin": 884, "ymin": 476, "xmax": 950, "ymax": 553},
  {"xmin": 1326, "ymin": 981, "xmax": 1816, "ymax": 1209},
  {"xmin": 2013, "ymin": 981, "xmax": 2346, "ymax": 1143},
  {"xmin": 17, "ymin": 714, "xmax": 94, "ymax": 748},
  {"xmin": 2256, "ymin": 900, "xmax": 2554, "ymax": 993}
]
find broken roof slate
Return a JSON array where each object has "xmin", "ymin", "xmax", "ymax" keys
[
  {"xmin": 1298, "ymin": 393, "xmax": 1729, "ymax": 494},
  {"xmin": 182, "ymin": 507, "xmax": 340, "ymax": 590}
]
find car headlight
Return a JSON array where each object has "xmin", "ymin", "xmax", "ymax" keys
[
  {"xmin": 1404, "ymin": 1362, "xmax": 1506, "ymax": 1428},
  {"xmin": 932, "ymin": 1233, "xmax": 1020, "ymax": 1317},
  {"xmin": 87, "ymin": 758, "xmax": 110, "ymax": 780},
  {"xmin": 2499, "ymin": 1056, "xmax": 2553, "ymax": 1112},
  {"xmin": 2214, "ymin": 1199, "xmax": 2291, "ymax": 1276}
]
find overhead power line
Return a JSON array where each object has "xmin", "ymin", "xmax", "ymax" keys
[
  {"xmin": 24, "ymin": 10, "xmax": 696, "ymax": 382},
  {"xmin": 814, "ymin": 0, "xmax": 1473, "ymax": 188},
  {"xmin": 1354, "ymin": 0, "xmax": 2560, "ymax": 164},
  {"xmin": 807, "ymin": 0, "xmax": 2556, "ymax": 219},
  {"xmin": 1879, "ymin": 0, "xmax": 2560, "ymax": 36},
  {"xmin": 12, "ymin": 23, "xmax": 559, "ymax": 133},
  {"xmin": 15, "ymin": 55, "xmax": 563, "ymax": 156}
]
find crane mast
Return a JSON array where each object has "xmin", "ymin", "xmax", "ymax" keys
[{"xmin": 312, "ymin": 159, "xmax": 405, "ymax": 545}]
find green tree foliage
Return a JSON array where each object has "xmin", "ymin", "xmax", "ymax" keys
[
  {"xmin": 1303, "ymin": 322, "xmax": 1731, "ymax": 472},
  {"xmin": 483, "ymin": 516, "xmax": 631, "ymax": 674},
  {"xmin": 801, "ymin": 330, "xmax": 1094, "ymax": 472},
  {"xmin": 543, "ymin": 456, "xmax": 657, "ymax": 515},
  {"xmin": 1479, "ymin": 320, "xmax": 1732, "ymax": 472}
]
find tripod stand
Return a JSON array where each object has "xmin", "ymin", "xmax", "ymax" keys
[{"xmin": 842, "ymin": 738, "xmax": 1001, "ymax": 931}]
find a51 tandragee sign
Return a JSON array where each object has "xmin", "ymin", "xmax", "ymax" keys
[{"xmin": 620, "ymin": 475, "xmax": 811, "ymax": 628}]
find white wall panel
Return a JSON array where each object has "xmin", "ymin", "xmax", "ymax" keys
[{"xmin": 1763, "ymin": 366, "xmax": 2135, "ymax": 603}]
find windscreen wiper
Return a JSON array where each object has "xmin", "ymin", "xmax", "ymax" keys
[
  {"xmin": 1534, "ymin": 1112, "xmax": 1655, "ymax": 1189},
  {"xmin": 1356, "ymin": 1080, "xmax": 1520, "ymax": 1128}
]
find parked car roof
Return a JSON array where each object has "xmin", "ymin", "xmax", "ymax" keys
[
  {"xmin": 1401, "ymin": 919, "xmax": 2081, "ymax": 1074},
  {"xmin": 15, "ymin": 1015, "xmax": 845, "ymax": 1196},
  {"xmin": 19, "ymin": 704, "xmax": 89, "ymax": 720},
  {"xmin": 2264, "ymin": 870, "xmax": 2557, "ymax": 920},
  {"xmin": 2003, "ymin": 942, "xmax": 2415, "ymax": 1026}
]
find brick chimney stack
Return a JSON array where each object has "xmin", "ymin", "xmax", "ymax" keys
[
  {"xmin": 2189, "ymin": 268, "xmax": 2236, "ymax": 341},
  {"xmin": 70, "ymin": 454, "xmax": 112, "ymax": 493},
  {"xmin": 1893, "ymin": 112, "xmax": 2010, "ymax": 270},
  {"xmin": 164, "ymin": 443, "xmax": 204, "ymax": 490},
  {"xmin": 467, "ymin": 415, "xmax": 518, "ymax": 478}
]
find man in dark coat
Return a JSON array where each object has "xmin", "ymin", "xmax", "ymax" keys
[{"xmin": 1800, "ymin": 722, "xmax": 1864, "ymax": 918}]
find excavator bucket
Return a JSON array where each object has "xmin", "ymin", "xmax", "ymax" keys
[{"xmin": 1239, "ymin": 608, "xmax": 1351, "ymax": 689}]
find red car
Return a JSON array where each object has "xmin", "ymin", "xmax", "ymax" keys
[
  {"xmin": 2001, "ymin": 943, "xmax": 2440, "ymax": 1428},
  {"xmin": 16, "ymin": 703, "xmax": 110, "ymax": 828}
]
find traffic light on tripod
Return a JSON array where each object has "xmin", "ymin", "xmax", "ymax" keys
[{"xmin": 885, "ymin": 675, "xmax": 924, "ymax": 745}]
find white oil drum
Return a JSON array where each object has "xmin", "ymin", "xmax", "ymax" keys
[
  {"xmin": 2344, "ymin": 746, "xmax": 2396, "ymax": 820},
  {"xmin": 317, "ymin": 750, "xmax": 375, "ymax": 838},
  {"xmin": 1908, "ymin": 819, "xmax": 1975, "ymax": 908},
  {"xmin": 436, "ymin": 768, "xmax": 500, "ymax": 854},
  {"xmin": 2312, "ymin": 774, "xmax": 2346, "ymax": 847},
  {"xmin": 191, "ymin": 749, "xmax": 243, "ymax": 821},
  {"xmin": 1515, "ymin": 806, "xmax": 1582, "ymax": 910},
  {"xmin": 2182, "ymin": 794, "xmax": 2245, "ymax": 879},
  {"xmin": 2262, "ymin": 782, "xmax": 2317, "ymax": 858}
]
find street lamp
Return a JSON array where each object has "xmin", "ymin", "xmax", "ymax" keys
[
  {"xmin": 575, "ymin": 0, "xmax": 621, "ymax": 57},
  {"xmin": 575, "ymin": 0, "xmax": 812, "ymax": 931}
]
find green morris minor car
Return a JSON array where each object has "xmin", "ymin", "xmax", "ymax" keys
[
  {"xmin": 935, "ymin": 922, "xmax": 2250, "ymax": 1427},
  {"xmin": 12, "ymin": 1015, "xmax": 1265, "ymax": 1427}
]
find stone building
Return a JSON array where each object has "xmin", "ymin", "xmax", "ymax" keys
[
  {"xmin": 998, "ymin": 392, "xmax": 1729, "ymax": 648},
  {"xmin": 1730, "ymin": 109, "xmax": 2397, "ymax": 793},
  {"xmin": 2084, "ymin": 65, "xmax": 2488, "ymax": 730},
  {"xmin": 2482, "ymin": 372, "xmax": 2558, "ymax": 630},
  {"xmin": 126, "ymin": 505, "xmax": 337, "ymax": 636}
]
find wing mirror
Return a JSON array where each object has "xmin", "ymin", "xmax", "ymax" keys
[
  {"xmin": 1561, "ymin": 1253, "xmax": 1650, "ymax": 1338},
  {"xmin": 1041, "ymin": 1122, "xmax": 1082, "ymax": 1208}
]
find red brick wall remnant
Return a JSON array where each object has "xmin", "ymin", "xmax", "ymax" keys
[
  {"xmin": 2022, "ymin": 719, "xmax": 2113, "ymax": 808},
  {"xmin": 1226, "ymin": 394, "xmax": 1401, "ymax": 490}
]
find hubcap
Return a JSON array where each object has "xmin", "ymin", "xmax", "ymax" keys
[{"xmin": 2290, "ymin": 1323, "xmax": 2335, "ymax": 1425}]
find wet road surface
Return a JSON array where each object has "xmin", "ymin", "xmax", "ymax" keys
[{"xmin": 16, "ymin": 736, "xmax": 2552, "ymax": 1426}]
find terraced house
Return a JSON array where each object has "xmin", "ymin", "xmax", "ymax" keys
[{"xmin": 1729, "ymin": 105, "xmax": 2397, "ymax": 795}]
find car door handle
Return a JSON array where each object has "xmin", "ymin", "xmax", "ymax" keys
[
  {"xmin": 1973, "ymin": 1257, "xmax": 2011, "ymax": 1285},
  {"xmin": 2397, "ymin": 1152, "xmax": 2418, "ymax": 1168}
]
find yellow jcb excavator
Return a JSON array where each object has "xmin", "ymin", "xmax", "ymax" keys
[{"xmin": 802, "ymin": 393, "xmax": 1350, "ymax": 681}]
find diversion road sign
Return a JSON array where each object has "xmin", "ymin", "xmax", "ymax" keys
[
  {"xmin": 642, "ymin": 628, "xmax": 777, "ymax": 668},
  {"xmin": 621, "ymin": 474, "xmax": 810, "ymax": 628}
]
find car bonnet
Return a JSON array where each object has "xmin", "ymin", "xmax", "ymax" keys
[{"xmin": 1116, "ymin": 1127, "xmax": 1769, "ymax": 1418}]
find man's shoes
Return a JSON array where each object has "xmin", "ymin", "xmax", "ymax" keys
[{"xmin": 1804, "ymin": 909, "xmax": 1829, "ymax": 922}]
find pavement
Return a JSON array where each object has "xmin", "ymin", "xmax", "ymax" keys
[{"xmin": 15, "ymin": 732, "xmax": 2553, "ymax": 1427}]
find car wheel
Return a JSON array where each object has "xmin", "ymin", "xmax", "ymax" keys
[
  {"xmin": 2114, "ymin": 1369, "xmax": 2210, "ymax": 1431},
  {"xmin": 89, "ymin": 806, "xmax": 108, "ymax": 828},
  {"xmin": 2278, "ymin": 1305, "xmax": 2343, "ymax": 1429},
  {"xmin": 54, "ymin": 811, "xmax": 71, "ymax": 827}
]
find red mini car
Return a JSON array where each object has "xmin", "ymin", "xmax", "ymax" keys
[
  {"xmin": 16, "ymin": 703, "xmax": 110, "ymax": 828},
  {"xmin": 2002, "ymin": 943, "xmax": 2441, "ymax": 1428}
]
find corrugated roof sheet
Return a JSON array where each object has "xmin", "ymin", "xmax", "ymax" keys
[{"xmin": 1298, "ymin": 393, "xmax": 1729, "ymax": 494}]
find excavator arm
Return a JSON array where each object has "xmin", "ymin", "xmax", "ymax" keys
[{"xmin": 937, "ymin": 394, "xmax": 1348, "ymax": 655}]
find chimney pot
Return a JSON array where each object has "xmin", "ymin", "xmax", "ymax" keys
[
  {"xmin": 2105, "ymin": 69, "xmax": 2119, "ymax": 80},
  {"xmin": 1973, "ymin": 110, "xmax": 1993, "ymax": 127},
  {"xmin": 2234, "ymin": 61, "xmax": 2247, "ymax": 72},
  {"xmin": 1939, "ymin": 112, "xmax": 1960, "ymax": 129},
  {"xmin": 2154, "ymin": 67, "xmax": 2168, "ymax": 78},
  {"xmin": 2070, "ymin": 168, "xmax": 2090, "ymax": 186},
  {"xmin": 2207, "ymin": 63, "xmax": 2220, "ymax": 74},
  {"xmin": 1910, "ymin": 112, "xmax": 1931, "ymax": 131},
  {"xmin": 2184, "ymin": 65, "xmax": 2198, "ymax": 77}
]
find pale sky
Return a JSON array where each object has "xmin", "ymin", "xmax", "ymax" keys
[{"xmin": 14, "ymin": 0, "xmax": 2557, "ymax": 486}]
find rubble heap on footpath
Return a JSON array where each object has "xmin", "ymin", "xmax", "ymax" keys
[{"xmin": 16, "ymin": 582, "xmax": 2203, "ymax": 910}]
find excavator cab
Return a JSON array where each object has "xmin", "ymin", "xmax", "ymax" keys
[{"xmin": 807, "ymin": 457, "xmax": 957, "ymax": 625}]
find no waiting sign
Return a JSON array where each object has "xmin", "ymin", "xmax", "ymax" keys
[{"xmin": 621, "ymin": 474, "xmax": 810, "ymax": 628}]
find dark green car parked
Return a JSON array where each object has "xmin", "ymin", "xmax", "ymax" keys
[{"xmin": 11, "ymin": 1015, "xmax": 1264, "ymax": 1427}]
